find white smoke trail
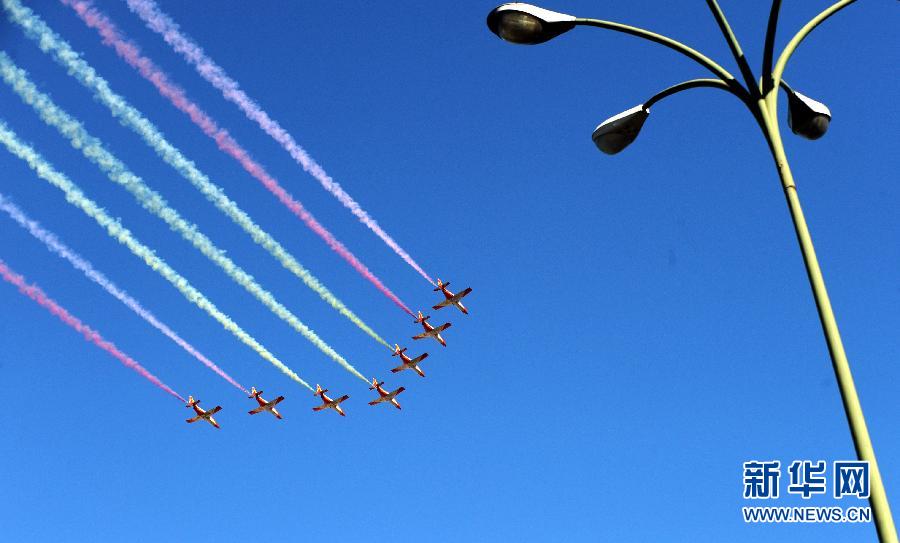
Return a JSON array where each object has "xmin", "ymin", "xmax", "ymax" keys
[
  {"xmin": 2, "ymin": 0, "xmax": 390, "ymax": 349},
  {"xmin": 0, "ymin": 120, "xmax": 314, "ymax": 391},
  {"xmin": 125, "ymin": 0, "xmax": 436, "ymax": 285},
  {"xmin": 0, "ymin": 51, "xmax": 367, "ymax": 383},
  {"xmin": 0, "ymin": 192, "xmax": 248, "ymax": 393},
  {"xmin": 64, "ymin": 0, "xmax": 411, "ymax": 329}
]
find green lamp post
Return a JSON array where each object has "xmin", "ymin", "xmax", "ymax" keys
[{"xmin": 487, "ymin": 2, "xmax": 895, "ymax": 540}]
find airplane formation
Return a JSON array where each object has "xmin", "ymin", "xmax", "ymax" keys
[
  {"xmin": 0, "ymin": 1, "xmax": 472, "ymax": 431},
  {"xmin": 186, "ymin": 279, "xmax": 472, "ymax": 427}
]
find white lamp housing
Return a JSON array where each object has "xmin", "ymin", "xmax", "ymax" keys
[
  {"xmin": 487, "ymin": 3, "xmax": 577, "ymax": 45},
  {"xmin": 592, "ymin": 105, "xmax": 650, "ymax": 155},
  {"xmin": 787, "ymin": 90, "xmax": 831, "ymax": 140}
]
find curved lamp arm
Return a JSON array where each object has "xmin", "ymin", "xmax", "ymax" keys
[
  {"xmin": 768, "ymin": 0, "xmax": 858, "ymax": 116},
  {"xmin": 761, "ymin": 0, "xmax": 783, "ymax": 94},
  {"xmin": 573, "ymin": 18, "xmax": 753, "ymax": 103},
  {"xmin": 705, "ymin": 0, "xmax": 760, "ymax": 97},
  {"xmin": 643, "ymin": 78, "xmax": 737, "ymax": 109},
  {"xmin": 778, "ymin": 79, "xmax": 795, "ymax": 95}
]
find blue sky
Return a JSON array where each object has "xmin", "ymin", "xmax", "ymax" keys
[{"xmin": 0, "ymin": 1, "xmax": 897, "ymax": 541}]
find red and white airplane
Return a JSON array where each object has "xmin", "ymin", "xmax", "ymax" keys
[
  {"xmin": 412, "ymin": 311, "xmax": 451, "ymax": 347},
  {"xmin": 185, "ymin": 396, "xmax": 222, "ymax": 429},
  {"xmin": 247, "ymin": 387, "xmax": 284, "ymax": 419},
  {"xmin": 312, "ymin": 384, "xmax": 350, "ymax": 417},
  {"xmin": 432, "ymin": 278, "xmax": 472, "ymax": 315},
  {"xmin": 367, "ymin": 377, "xmax": 405, "ymax": 410},
  {"xmin": 391, "ymin": 344, "xmax": 429, "ymax": 377}
]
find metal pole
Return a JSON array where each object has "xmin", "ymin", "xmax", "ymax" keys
[{"xmin": 757, "ymin": 99, "xmax": 898, "ymax": 542}]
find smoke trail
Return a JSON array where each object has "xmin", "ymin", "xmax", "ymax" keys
[
  {"xmin": 0, "ymin": 193, "xmax": 248, "ymax": 394},
  {"xmin": 0, "ymin": 120, "xmax": 314, "ymax": 391},
  {"xmin": 0, "ymin": 54, "xmax": 367, "ymax": 384},
  {"xmin": 0, "ymin": 259, "xmax": 185, "ymax": 402},
  {"xmin": 64, "ymin": 0, "xmax": 414, "ymax": 320},
  {"xmin": 125, "ymin": 0, "xmax": 436, "ymax": 286},
  {"xmin": 3, "ymin": 0, "xmax": 392, "ymax": 350}
]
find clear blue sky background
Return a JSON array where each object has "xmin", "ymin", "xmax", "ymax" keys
[{"xmin": 0, "ymin": 1, "xmax": 897, "ymax": 541}]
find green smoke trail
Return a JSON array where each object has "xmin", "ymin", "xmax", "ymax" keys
[
  {"xmin": 0, "ymin": 120, "xmax": 313, "ymax": 391},
  {"xmin": 0, "ymin": 54, "xmax": 368, "ymax": 384},
  {"xmin": 2, "ymin": 0, "xmax": 391, "ymax": 350}
]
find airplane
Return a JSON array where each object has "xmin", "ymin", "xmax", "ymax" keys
[
  {"xmin": 412, "ymin": 311, "xmax": 451, "ymax": 347},
  {"xmin": 367, "ymin": 377, "xmax": 405, "ymax": 410},
  {"xmin": 185, "ymin": 396, "xmax": 222, "ymax": 429},
  {"xmin": 247, "ymin": 387, "xmax": 285, "ymax": 419},
  {"xmin": 432, "ymin": 278, "xmax": 472, "ymax": 315},
  {"xmin": 391, "ymin": 344, "xmax": 429, "ymax": 377},
  {"xmin": 312, "ymin": 384, "xmax": 350, "ymax": 416}
]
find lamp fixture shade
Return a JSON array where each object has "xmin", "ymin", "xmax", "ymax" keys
[
  {"xmin": 787, "ymin": 90, "xmax": 831, "ymax": 140},
  {"xmin": 487, "ymin": 3, "xmax": 576, "ymax": 45},
  {"xmin": 592, "ymin": 105, "xmax": 649, "ymax": 155}
]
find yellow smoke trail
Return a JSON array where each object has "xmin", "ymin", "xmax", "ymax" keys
[
  {"xmin": 0, "ymin": 120, "xmax": 313, "ymax": 391},
  {"xmin": 1, "ymin": 0, "xmax": 390, "ymax": 350},
  {"xmin": 0, "ymin": 55, "xmax": 368, "ymax": 384}
]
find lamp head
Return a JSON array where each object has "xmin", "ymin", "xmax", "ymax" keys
[
  {"xmin": 592, "ymin": 105, "xmax": 649, "ymax": 155},
  {"xmin": 787, "ymin": 90, "xmax": 830, "ymax": 140},
  {"xmin": 487, "ymin": 3, "xmax": 576, "ymax": 45}
]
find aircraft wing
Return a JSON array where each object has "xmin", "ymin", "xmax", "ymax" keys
[
  {"xmin": 456, "ymin": 287, "xmax": 472, "ymax": 299},
  {"xmin": 207, "ymin": 406, "xmax": 222, "ymax": 415},
  {"xmin": 434, "ymin": 323, "xmax": 451, "ymax": 332},
  {"xmin": 432, "ymin": 299, "xmax": 453, "ymax": 310},
  {"xmin": 248, "ymin": 405, "xmax": 266, "ymax": 415},
  {"xmin": 272, "ymin": 396, "xmax": 285, "ymax": 406},
  {"xmin": 336, "ymin": 395, "xmax": 350, "ymax": 403},
  {"xmin": 410, "ymin": 353, "xmax": 429, "ymax": 363},
  {"xmin": 412, "ymin": 331, "xmax": 430, "ymax": 340},
  {"xmin": 390, "ymin": 363, "xmax": 406, "ymax": 373},
  {"xmin": 186, "ymin": 415, "xmax": 202, "ymax": 423}
]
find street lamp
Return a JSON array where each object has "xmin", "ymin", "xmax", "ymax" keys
[
  {"xmin": 784, "ymin": 84, "xmax": 832, "ymax": 140},
  {"xmin": 487, "ymin": 1, "xmax": 896, "ymax": 541},
  {"xmin": 591, "ymin": 105, "xmax": 648, "ymax": 155},
  {"xmin": 486, "ymin": 3, "xmax": 575, "ymax": 44}
]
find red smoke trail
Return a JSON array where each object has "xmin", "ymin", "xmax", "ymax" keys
[
  {"xmin": 66, "ymin": 0, "xmax": 415, "ymax": 317},
  {"xmin": 0, "ymin": 192, "xmax": 247, "ymax": 394},
  {"xmin": 0, "ymin": 259, "xmax": 186, "ymax": 402},
  {"xmin": 126, "ymin": 0, "xmax": 435, "ymax": 287}
]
